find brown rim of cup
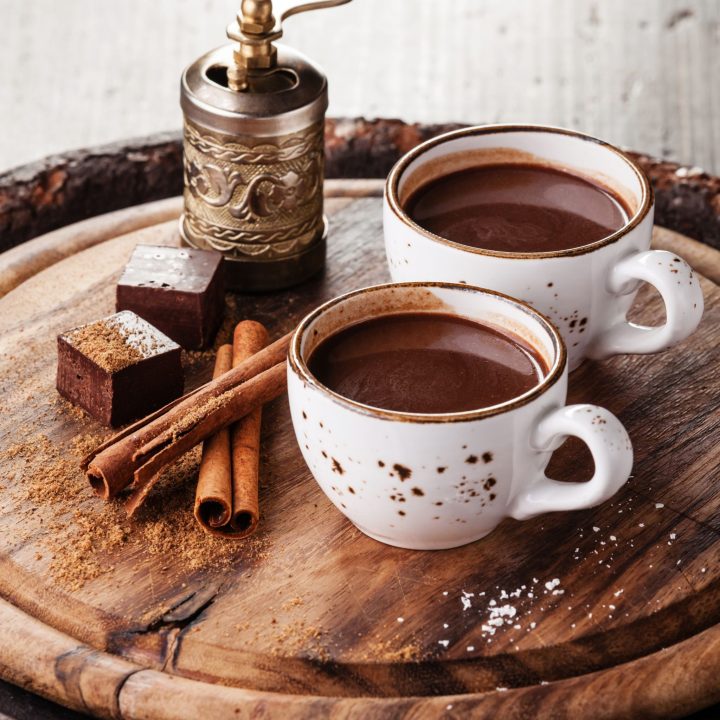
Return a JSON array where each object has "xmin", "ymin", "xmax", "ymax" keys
[
  {"xmin": 288, "ymin": 281, "xmax": 567, "ymax": 424},
  {"xmin": 385, "ymin": 123, "xmax": 654, "ymax": 260}
]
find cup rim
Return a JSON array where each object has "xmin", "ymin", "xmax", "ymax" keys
[
  {"xmin": 288, "ymin": 281, "xmax": 567, "ymax": 423},
  {"xmin": 385, "ymin": 123, "xmax": 654, "ymax": 260}
]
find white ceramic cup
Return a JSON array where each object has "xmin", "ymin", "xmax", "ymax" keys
[
  {"xmin": 287, "ymin": 282, "xmax": 633, "ymax": 550},
  {"xmin": 384, "ymin": 125, "xmax": 704, "ymax": 370}
]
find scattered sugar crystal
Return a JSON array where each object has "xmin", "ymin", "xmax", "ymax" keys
[
  {"xmin": 545, "ymin": 578, "xmax": 561, "ymax": 591},
  {"xmin": 496, "ymin": 687, "xmax": 508, "ymax": 692},
  {"xmin": 610, "ymin": 535, "xmax": 617, "ymax": 541},
  {"xmin": 639, "ymin": 523, "xmax": 645, "ymax": 528},
  {"xmin": 655, "ymin": 503, "xmax": 664, "ymax": 509},
  {"xmin": 670, "ymin": 533, "xmax": 676, "ymax": 540},
  {"xmin": 397, "ymin": 617, "xmax": 404, "ymax": 623},
  {"xmin": 467, "ymin": 645, "xmax": 475, "ymax": 652},
  {"xmin": 438, "ymin": 639, "xmax": 449, "ymax": 648},
  {"xmin": 592, "ymin": 526, "xmax": 600, "ymax": 532},
  {"xmin": 461, "ymin": 596, "xmax": 472, "ymax": 611},
  {"xmin": 443, "ymin": 623, "xmax": 449, "ymax": 629}
]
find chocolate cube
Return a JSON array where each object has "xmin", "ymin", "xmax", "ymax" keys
[
  {"xmin": 57, "ymin": 311, "xmax": 184, "ymax": 427},
  {"xmin": 116, "ymin": 245, "xmax": 225, "ymax": 350}
]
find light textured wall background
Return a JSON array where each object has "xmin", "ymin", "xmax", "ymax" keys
[{"xmin": 0, "ymin": 0, "xmax": 718, "ymax": 172}]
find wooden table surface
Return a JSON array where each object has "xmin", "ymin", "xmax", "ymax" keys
[{"xmin": 0, "ymin": 0, "xmax": 719, "ymax": 174}]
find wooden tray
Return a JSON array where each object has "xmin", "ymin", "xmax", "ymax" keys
[{"xmin": 0, "ymin": 180, "xmax": 719, "ymax": 720}]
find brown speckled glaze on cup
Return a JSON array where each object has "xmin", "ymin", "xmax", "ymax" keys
[
  {"xmin": 384, "ymin": 125, "xmax": 704, "ymax": 370},
  {"xmin": 287, "ymin": 282, "xmax": 633, "ymax": 550}
]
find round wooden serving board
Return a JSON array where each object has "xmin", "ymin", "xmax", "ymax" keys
[{"xmin": 0, "ymin": 180, "xmax": 719, "ymax": 720}]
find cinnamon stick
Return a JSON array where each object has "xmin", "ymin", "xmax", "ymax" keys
[
  {"xmin": 193, "ymin": 322, "xmax": 269, "ymax": 537},
  {"xmin": 82, "ymin": 330, "xmax": 291, "ymax": 516},
  {"xmin": 193, "ymin": 345, "xmax": 234, "ymax": 530},
  {"xmin": 230, "ymin": 321, "xmax": 269, "ymax": 535}
]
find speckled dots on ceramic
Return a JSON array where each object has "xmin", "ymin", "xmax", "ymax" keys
[
  {"xmin": 384, "ymin": 125, "xmax": 704, "ymax": 370},
  {"xmin": 287, "ymin": 283, "xmax": 633, "ymax": 550}
]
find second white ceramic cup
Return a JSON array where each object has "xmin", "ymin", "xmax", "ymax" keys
[
  {"xmin": 288, "ymin": 282, "xmax": 633, "ymax": 550},
  {"xmin": 384, "ymin": 125, "xmax": 704, "ymax": 370}
]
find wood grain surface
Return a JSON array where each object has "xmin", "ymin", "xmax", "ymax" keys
[
  {"xmin": 2, "ymin": 0, "xmax": 719, "ymax": 175},
  {"xmin": 0, "ymin": 183, "xmax": 719, "ymax": 717}
]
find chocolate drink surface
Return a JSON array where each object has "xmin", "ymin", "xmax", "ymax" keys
[
  {"xmin": 405, "ymin": 164, "xmax": 630, "ymax": 253},
  {"xmin": 308, "ymin": 313, "xmax": 546, "ymax": 414}
]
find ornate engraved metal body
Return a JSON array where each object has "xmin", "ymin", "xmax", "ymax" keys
[{"xmin": 182, "ymin": 120, "xmax": 324, "ymax": 261}]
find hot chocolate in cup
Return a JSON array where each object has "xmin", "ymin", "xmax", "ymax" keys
[
  {"xmin": 384, "ymin": 125, "xmax": 704, "ymax": 370},
  {"xmin": 287, "ymin": 282, "xmax": 633, "ymax": 550}
]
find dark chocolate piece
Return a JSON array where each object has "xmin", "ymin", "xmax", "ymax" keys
[
  {"xmin": 116, "ymin": 244, "xmax": 225, "ymax": 350},
  {"xmin": 57, "ymin": 310, "xmax": 183, "ymax": 427}
]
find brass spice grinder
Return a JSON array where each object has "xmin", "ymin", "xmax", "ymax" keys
[{"xmin": 180, "ymin": 0, "xmax": 351, "ymax": 291}]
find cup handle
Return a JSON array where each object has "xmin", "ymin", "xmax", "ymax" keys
[
  {"xmin": 587, "ymin": 250, "xmax": 703, "ymax": 360},
  {"xmin": 508, "ymin": 404, "xmax": 633, "ymax": 521}
]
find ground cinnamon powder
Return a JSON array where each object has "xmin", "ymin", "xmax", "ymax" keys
[
  {"xmin": 1, "ymin": 423, "xmax": 269, "ymax": 592},
  {"xmin": 68, "ymin": 321, "xmax": 145, "ymax": 373}
]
